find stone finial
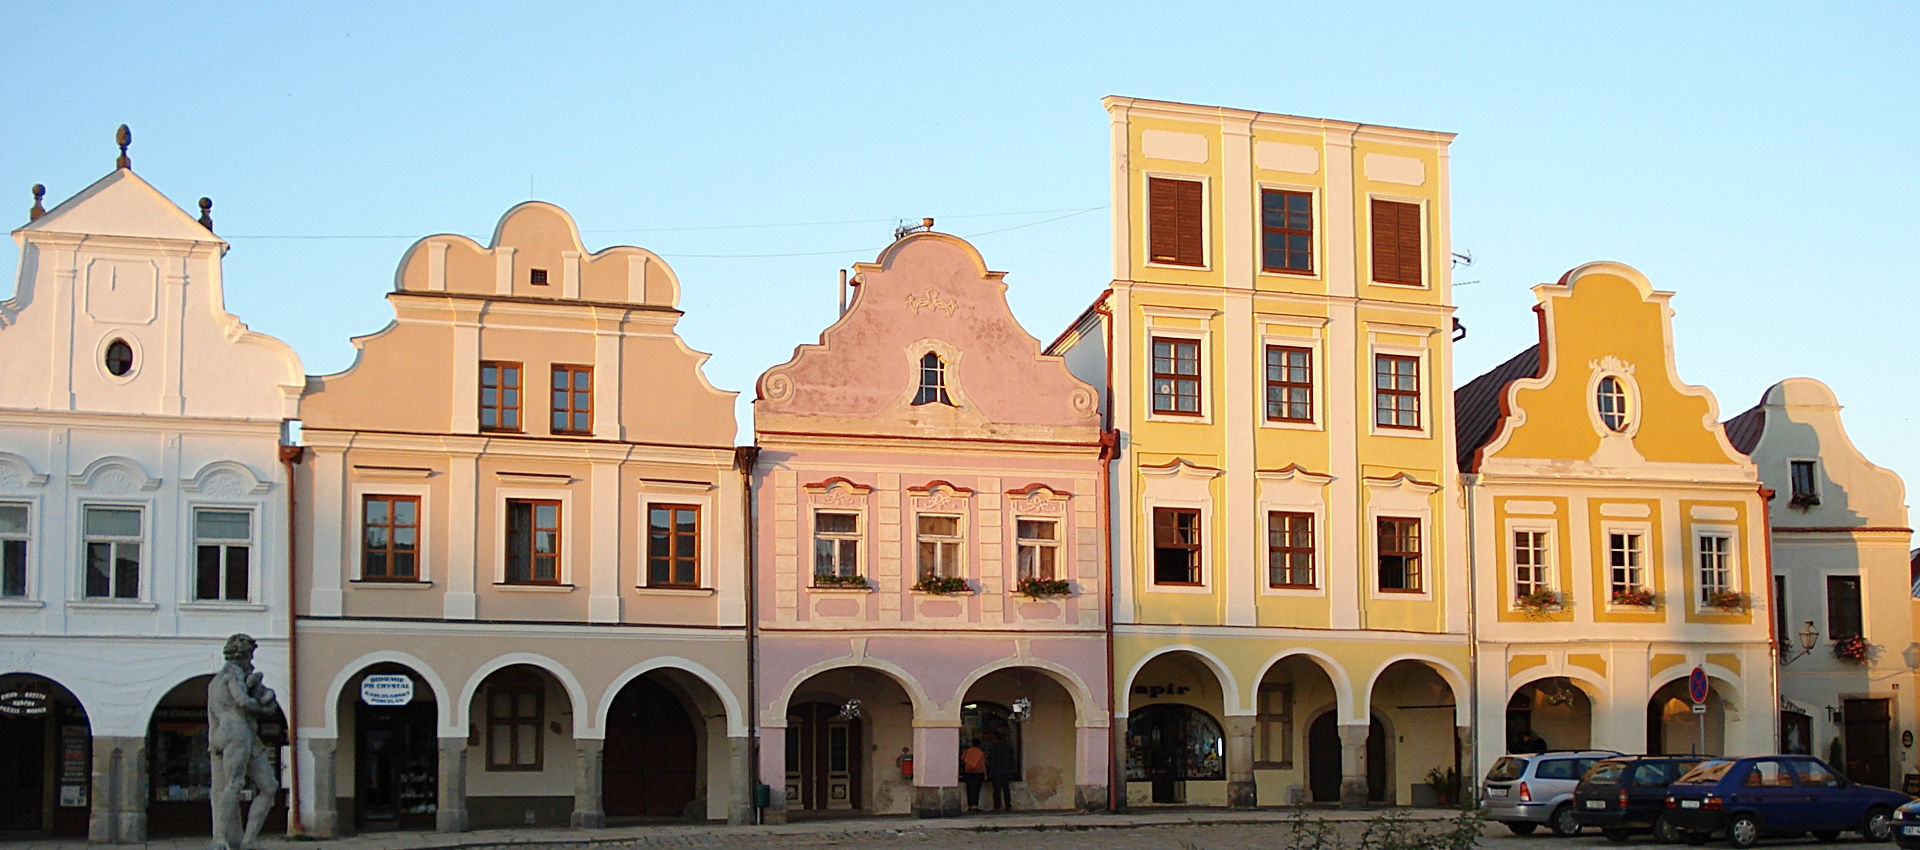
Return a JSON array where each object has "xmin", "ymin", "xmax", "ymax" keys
[
  {"xmin": 115, "ymin": 125, "xmax": 132, "ymax": 169},
  {"xmin": 922, "ymin": 217, "xmax": 934, "ymax": 230},
  {"xmin": 198, "ymin": 197, "xmax": 214, "ymax": 232},
  {"xmin": 29, "ymin": 184, "xmax": 46, "ymax": 221}
]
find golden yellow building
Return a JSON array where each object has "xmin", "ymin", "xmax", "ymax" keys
[
  {"xmin": 1456, "ymin": 262, "xmax": 1775, "ymax": 786},
  {"xmin": 1051, "ymin": 97, "xmax": 1468, "ymax": 808}
]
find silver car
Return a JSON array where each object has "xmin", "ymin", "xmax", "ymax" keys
[{"xmin": 1480, "ymin": 750, "xmax": 1620, "ymax": 836}]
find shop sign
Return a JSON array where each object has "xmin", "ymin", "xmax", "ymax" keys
[
  {"xmin": 361, "ymin": 675, "xmax": 414, "ymax": 706},
  {"xmin": 0, "ymin": 688, "xmax": 49, "ymax": 716},
  {"xmin": 58, "ymin": 724, "xmax": 88, "ymax": 807}
]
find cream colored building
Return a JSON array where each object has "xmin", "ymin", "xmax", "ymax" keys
[{"xmin": 292, "ymin": 203, "xmax": 749, "ymax": 833}]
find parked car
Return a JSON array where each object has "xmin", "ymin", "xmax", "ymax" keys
[
  {"xmin": 1662, "ymin": 755, "xmax": 1908, "ymax": 847},
  {"xmin": 1481, "ymin": 749, "xmax": 1620, "ymax": 836},
  {"xmin": 1570, "ymin": 754, "xmax": 1712, "ymax": 843},
  {"xmin": 1894, "ymin": 797, "xmax": 1920, "ymax": 848}
]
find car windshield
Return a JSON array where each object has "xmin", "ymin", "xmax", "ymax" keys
[
  {"xmin": 1487, "ymin": 757, "xmax": 1528, "ymax": 782},
  {"xmin": 1675, "ymin": 760, "xmax": 1734, "ymax": 784},
  {"xmin": 1583, "ymin": 762, "xmax": 1625, "ymax": 784}
]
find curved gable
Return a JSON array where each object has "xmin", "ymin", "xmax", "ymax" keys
[
  {"xmin": 392, "ymin": 202, "xmax": 681, "ymax": 307},
  {"xmin": 1746, "ymin": 378, "xmax": 1908, "ymax": 528}
]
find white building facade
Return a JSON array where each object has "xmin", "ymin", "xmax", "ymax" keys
[{"xmin": 0, "ymin": 142, "xmax": 304, "ymax": 841}]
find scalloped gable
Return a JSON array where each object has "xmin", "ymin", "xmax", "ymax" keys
[
  {"xmin": 1482, "ymin": 262, "xmax": 1748, "ymax": 468},
  {"xmin": 393, "ymin": 201, "xmax": 680, "ymax": 307},
  {"xmin": 16, "ymin": 169, "xmax": 222, "ymax": 245},
  {"xmin": 1742, "ymin": 378, "xmax": 1909, "ymax": 528},
  {"xmin": 754, "ymin": 232, "xmax": 1098, "ymax": 433}
]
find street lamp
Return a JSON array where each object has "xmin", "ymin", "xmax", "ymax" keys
[{"xmin": 1781, "ymin": 620, "xmax": 1820, "ymax": 665}]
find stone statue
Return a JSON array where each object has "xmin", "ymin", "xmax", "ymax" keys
[{"xmin": 208, "ymin": 634, "xmax": 280, "ymax": 850}]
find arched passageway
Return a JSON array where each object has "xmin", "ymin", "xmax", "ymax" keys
[
  {"xmin": 603, "ymin": 672, "xmax": 711, "ymax": 820},
  {"xmin": 959, "ymin": 666, "xmax": 1080, "ymax": 811},
  {"xmin": 1507, "ymin": 676, "xmax": 1592, "ymax": 753},
  {"xmin": 782, "ymin": 667, "xmax": 916, "ymax": 815},
  {"xmin": 148, "ymin": 674, "xmax": 288, "ymax": 837},
  {"xmin": 1367, "ymin": 659, "xmax": 1460, "ymax": 805},
  {"xmin": 1648, "ymin": 677, "xmax": 1726, "ymax": 756},
  {"xmin": 0, "ymin": 673, "xmax": 90, "ymax": 836},
  {"xmin": 1123, "ymin": 651, "xmax": 1228, "ymax": 806},
  {"xmin": 337, "ymin": 663, "xmax": 439, "ymax": 831},
  {"xmin": 1306, "ymin": 711, "xmax": 1384, "ymax": 802}
]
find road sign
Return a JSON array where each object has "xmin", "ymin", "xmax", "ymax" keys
[
  {"xmin": 1692, "ymin": 703, "xmax": 1707, "ymax": 714},
  {"xmin": 1688, "ymin": 666, "xmax": 1709, "ymax": 704}
]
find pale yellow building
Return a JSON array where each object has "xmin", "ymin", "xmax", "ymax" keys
[
  {"xmin": 1457, "ymin": 262, "xmax": 1775, "ymax": 781},
  {"xmin": 1051, "ymin": 97, "xmax": 1469, "ymax": 808}
]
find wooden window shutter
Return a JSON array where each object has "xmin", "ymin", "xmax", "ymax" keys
[
  {"xmin": 1371, "ymin": 199, "xmax": 1423, "ymax": 285},
  {"xmin": 1148, "ymin": 177, "xmax": 1204, "ymax": 266}
]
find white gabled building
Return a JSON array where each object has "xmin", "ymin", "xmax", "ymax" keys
[{"xmin": 0, "ymin": 132, "xmax": 304, "ymax": 842}]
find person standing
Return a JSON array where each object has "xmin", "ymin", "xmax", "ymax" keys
[
  {"xmin": 985, "ymin": 731, "xmax": 1016, "ymax": 812},
  {"xmin": 960, "ymin": 738, "xmax": 987, "ymax": 812}
]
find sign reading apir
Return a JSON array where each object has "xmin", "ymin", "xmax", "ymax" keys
[
  {"xmin": 1132, "ymin": 683, "xmax": 1191, "ymax": 699},
  {"xmin": 360, "ymin": 674, "xmax": 414, "ymax": 706}
]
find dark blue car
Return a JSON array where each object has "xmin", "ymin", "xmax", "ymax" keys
[{"xmin": 1662, "ymin": 755, "xmax": 1909, "ymax": 846}]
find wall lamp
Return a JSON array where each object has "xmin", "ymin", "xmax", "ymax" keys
[{"xmin": 1781, "ymin": 620, "xmax": 1820, "ymax": 665}]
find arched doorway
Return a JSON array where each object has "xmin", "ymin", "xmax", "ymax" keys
[
  {"xmin": 148, "ymin": 675, "xmax": 288, "ymax": 837},
  {"xmin": 1306, "ymin": 712, "xmax": 1385, "ymax": 803},
  {"xmin": 1368, "ymin": 660, "xmax": 1458, "ymax": 805},
  {"xmin": 960, "ymin": 667, "xmax": 1079, "ymax": 810},
  {"xmin": 1124, "ymin": 650, "xmax": 1229, "ymax": 806},
  {"xmin": 1648, "ymin": 678, "xmax": 1724, "ymax": 755},
  {"xmin": 782, "ymin": 667, "xmax": 916, "ymax": 815},
  {"xmin": 464, "ymin": 664, "xmax": 577, "ymax": 828},
  {"xmin": 603, "ymin": 675, "xmax": 698, "ymax": 819},
  {"xmin": 340, "ymin": 664, "xmax": 438, "ymax": 831},
  {"xmin": 0, "ymin": 674, "xmax": 90, "ymax": 836},
  {"xmin": 1508, "ymin": 677, "xmax": 1592, "ymax": 753},
  {"xmin": 1253, "ymin": 655, "xmax": 1342, "ymax": 806}
]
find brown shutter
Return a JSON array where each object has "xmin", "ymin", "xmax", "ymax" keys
[
  {"xmin": 1148, "ymin": 177, "xmax": 1204, "ymax": 266},
  {"xmin": 1175, "ymin": 178, "xmax": 1203, "ymax": 266},
  {"xmin": 1371, "ymin": 199, "xmax": 1423, "ymax": 285}
]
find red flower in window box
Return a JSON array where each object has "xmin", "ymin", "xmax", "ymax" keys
[
  {"xmin": 1833, "ymin": 634, "xmax": 1871, "ymax": 664},
  {"xmin": 1611, "ymin": 586, "xmax": 1657, "ymax": 607},
  {"xmin": 910, "ymin": 575, "xmax": 970, "ymax": 595},
  {"xmin": 1515, "ymin": 589, "xmax": 1564, "ymax": 614},
  {"xmin": 1706, "ymin": 590, "xmax": 1749, "ymax": 612},
  {"xmin": 1015, "ymin": 577, "xmax": 1071, "ymax": 599}
]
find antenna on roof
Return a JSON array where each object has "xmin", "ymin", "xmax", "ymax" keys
[
  {"xmin": 29, "ymin": 184, "xmax": 46, "ymax": 221},
  {"xmin": 893, "ymin": 217, "xmax": 935, "ymax": 240},
  {"xmin": 1451, "ymin": 249, "xmax": 1473, "ymax": 268},
  {"xmin": 115, "ymin": 125, "xmax": 132, "ymax": 170}
]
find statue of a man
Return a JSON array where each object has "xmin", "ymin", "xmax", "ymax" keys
[{"xmin": 208, "ymin": 634, "xmax": 280, "ymax": 850}]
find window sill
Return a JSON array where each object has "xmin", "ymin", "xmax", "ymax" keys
[
  {"xmin": 493, "ymin": 583, "xmax": 575, "ymax": 593},
  {"xmin": 909, "ymin": 589, "xmax": 975, "ymax": 598},
  {"xmin": 808, "ymin": 583, "xmax": 874, "ymax": 593},
  {"xmin": 178, "ymin": 602, "xmax": 269, "ymax": 613},
  {"xmin": 0, "ymin": 599, "xmax": 45, "ymax": 610},
  {"xmin": 634, "ymin": 586, "xmax": 714, "ymax": 597},
  {"xmin": 350, "ymin": 579, "xmax": 435, "ymax": 589},
  {"xmin": 1261, "ymin": 418, "xmax": 1323, "ymax": 432},
  {"xmin": 1145, "ymin": 582, "xmax": 1212, "ymax": 595},
  {"xmin": 1145, "ymin": 259, "xmax": 1210, "ymax": 272},
  {"xmin": 67, "ymin": 600, "xmax": 159, "ymax": 612},
  {"xmin": 1368, "ymin": 278, "xmax": 1430, "ymax": 290}
]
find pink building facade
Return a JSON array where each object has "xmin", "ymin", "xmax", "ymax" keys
[{"xmin": 751, "ymin": 231, "xmax": 1111, "ymax": 818}]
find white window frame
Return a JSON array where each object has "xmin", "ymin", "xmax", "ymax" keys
[
  {"xmin": 0, "ymin": 500, "xmax": 34, "ymax": 601},
  {"xmin": 1364, "ymin": 475, "xmax": 1439, "ymax": 602},
  {"xmin": 1787, "ymin": 459, "xmax": 1822, "ymax": 505},
  {"xmin": 1603, "ymin": 523, "xmax": 1652, "ymax": 609},
  {"xmin": 1257, "ymin": 321, "xmax": 1325, "ymax": 432},
  {"xmin": 638, "ymin": 486, "xmax": 716, "ymax": 590},
  {"xmin": 1693, "ymin": 525, "xmax": 1738, "ymax": 609},
  {"xmin": 1364, "ymin": 192, "xmax": 1430, "ymax": 290},
  {"xmin": 78, "ymin": 502, "xmax": 146, "ymax": 601},
  {"xmin": 1142, "ymin": 171, "xmax": 1212, "ymax": 271},
  {"xmin": 811, "ymin": 508, "xmax": 865, "ymax": 581},
  {"xmin": 1507, "ymin": 522, "xmax": 1555, "ymax": 608},
  {"xmin": 1013, "ymin": 517, "xmax": 1062, "ymax": 582},
  {"xmin": 188, "ymin": 505, "xmax": 255, "ymax": 603},
  {"xmin": 1141, "ymin": 306, "xmax": 1216, "ymax": 425},
  {"xmin": 1254, "ymin": 182, "xmax": 1322, "ymax": 282},
  {"xmin": 1367, "ymin": 333, "xmax": 1432, "ymax": 439},
  {"xmin": 351, "ymin": 483, "xmax": 432, "ymax": 583},
  {"xmin": 1586, "ymin": 370, "xmax": 1642, "ymax": 437},
  {"xmin": 913, "ymin": 513, "xmax": 966, "ymax": 581},
  {"xmin": 1257, "ymin": 468, "xmax": 1331, "ymax": 598},
  {"xmin": 493, "ymin": 486, "xmax": 574, "ymax": 588}
]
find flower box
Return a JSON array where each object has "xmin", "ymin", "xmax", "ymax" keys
[
  {"xmin": 1515, "ymin": 589, "xmax": 1563, "ymax": 614},
  {"xmin": 811, "ymin": 573, "xmax": 871, "ymax": 590},
  {"xmin": 1706, "ymin": 590, "xmax": 1749, "ymax": 612},
  {"xmin": 1015, "ymin": 577, "xmax": 1071, "ymax": 599},
  {"xmin": 1833, "ymin": 634, "xmax": 1871, "ymax": 664},
  {"xmin": 910, "ymin": 575, "xmax": 970, "ymax": 595},
  {"xmin": 1611, "ymin": 586, "xmax": 1657, "ymax": 607}
]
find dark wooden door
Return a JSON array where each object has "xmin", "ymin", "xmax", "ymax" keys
[
  {"xmin": 355, "ymin": 702, "xmax": 436, "ymax": 828},
  {"xmin": 786, "ymin": 703, "xmax": 860, "ymax": 811},
  {"xmin": 1308, "ymin": 712, "xmax": 1340, "ymax": 802},
  {"xmin": 1844, "ymin": 698, "xmax": 1892, "ymax": 787},
  {"xmin": 1365, "ymin": 717, "xmax": 1387, "ymax": 803},
  {"xmin": 0, "ymin": 715, "xmax": 46, "ymax": 831},
  {"xmin": 604, "ymin": 677, "xmax": 697, "ymax": 817}
]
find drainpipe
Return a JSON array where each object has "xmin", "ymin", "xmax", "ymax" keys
[
  {"xmin": 1461, "ymin": 472, "xmax": 1480, "ymax": 802},
  {"xmin": 735, "ymin": 445, "xmax": 762, "ymax": 824},
  {"xmin": 1092, "ymin": 295, "xmax": 1119, "ymax": 814},
  {"xmin": 279, "ymin": 441, "xmax": 306, "ymax": 834},
  {"xmin": 1758, "ymin": 486, "xmax": 1780, "ymax": 751}
]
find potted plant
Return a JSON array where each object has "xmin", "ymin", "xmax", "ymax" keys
[
  {"xmin": 1611, "ymin": 586, "xmax": 1657, "ymax": 607},
  {"xmin": 1015, "ymin": 576, "xmax": 1071, "ymax": 599},
  {"xmin": 1515, "ymin": 589, "xmax": 1563, "ymax": 614},
  {"xmin": 910, "ymin": 574, "xmax": 970, "ymax": 595},
  {"xmin": 812, "ymin": 572, "xmax": 870, "ymax": 589},
  {"xmin": 1706, "ymin": 589, "xmax": 1749, "ymax": 612},
  {"xmin": 1789, "ymin": 492, "xmax": 1820, "ymax": 510},
  {"xmin": 1833, "ymin": 633, "xmax": 1871, "ymax": 664},
  {"xmin": 1424, "ymin": 765, "xmax": 1460, "ymax": 807}
]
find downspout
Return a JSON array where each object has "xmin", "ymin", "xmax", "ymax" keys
[
  {"xmin": 1093, "ymin": 296, "xmax": 1119, "ymax": 814},
  {"xmin": 1758, "ymin": 486, "xmax": 1780, "ymax": 750},
  {"xmin": 735, "ymin": 445, "xmax": 762, "ymax": 824},
  {"xmin": 1461, "ymin": 471, "xmax": 1480, "ymax": 802},
  {"xmin": 279, "ymin": 441, "xmax": 306, "ymax": 835}
]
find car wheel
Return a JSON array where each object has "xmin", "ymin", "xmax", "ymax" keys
[
  {"xmin": 1863, "ymin": 806, "xmax": 1893, "ymax": 841},
  {"xmin": 1809, "ymin": 829, "xmax": 1839, "ymax": 841},
  {"xmin": 1506, "ymin": 822, "xmax": 1538, "ymax": 835},
  {"xmin": 1726, "ymin": 813, "xmax": 1760, "ymax": 848},
  {"xmin": 1550, "ymin": 804, "xmax": 1582, "ymax": 837},
  {"xmin": 1652, "ymin": 813, "xmax": 1681, "ymax": 844},
  {"xmin": 1602, "ymin": 828, "xmax": 1630, "ymax": 843}
]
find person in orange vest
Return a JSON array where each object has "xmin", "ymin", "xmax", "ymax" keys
[{"xmin": 960, "ymin": 738, "xmax": 987, "ymax": 812}]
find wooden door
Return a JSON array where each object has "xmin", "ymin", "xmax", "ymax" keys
[
  {"xmin": 1844, "ymin": 698, "xmax": 1892, "ymax": 787},
  {"xmin": 604, "ymin": 678, "xmax": 697, "ymax": 817},
  {"xmin": 786, "ymin": 703, "xmax": 861, "ymax": 811},
  {"xmin": 0, "ymin": 715, "xmax": 46, "ymax": 831},
  {"xmin": 1307, "ymin": 712, "xmax": 1340, "ymax": 802}
]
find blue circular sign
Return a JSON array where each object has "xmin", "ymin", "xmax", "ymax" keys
[{"xmin": 1688, "ymin": 666, "xmax": 1709, "ymax": 704}]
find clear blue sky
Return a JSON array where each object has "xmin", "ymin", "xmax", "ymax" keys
[{"xmin": 5, "ymin": 3, "xmax": 1916, "ymax": 546}]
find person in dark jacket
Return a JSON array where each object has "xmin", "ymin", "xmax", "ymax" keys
[{"xmin": 985, "ymin": 731, "xmax": 1016, "ymax": 811}]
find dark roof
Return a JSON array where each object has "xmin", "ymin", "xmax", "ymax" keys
[
  {"xmin": 1454, "ymin": 344, "xmax": 1541, "ymax": 472},
  {"xmin": 1722, "ymin": 398, "xmax": 1765, "ymax": 456}
]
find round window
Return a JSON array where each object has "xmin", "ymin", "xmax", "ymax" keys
[
  {"xmin": 104, "ymin": 339, "xmax": 135, "ymax": 377},
  {"xmin": 1595, "ymin": 376, "xmax": 1629, "ymax": 431}
]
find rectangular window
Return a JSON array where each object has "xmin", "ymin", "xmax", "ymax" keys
[
  {"xmin": 192, "ymin": 509, "xmax": 251, "ymax": 601},
  {"xmin": 528, "ymin": 267, "xmax": 548, "ymax": 286},
  {"xmin": 1266, "ymin": 511, "xmax": 1314, "ymax": 588},
  {"xmin": 1015, "ymin": 519, "xmax": 1058, "ymax": 581},
  {"xmin": 550, "ymin": 365, "xmax": 592, "ymax": 435},
  {"xmin": 1697, "ymin": 533, "xmax": 1733, "ymax": 604},
  {"xmin": 915, "ymin": 515, "xmax": 963, "ymax": 580},
  {"xmin": 1152, "ymin": 508, "xmax": 1202, "ymax": 585},
  {"xmin": 1264, "ymin": 345, "xmax": 1313, "ymax": 423},
  {"xmin": 485, "ymin": 678, "xmax": 543, "ymax": 771},
  {"xmin": 0, "ymin": 503, "xmax": 26, "ymax": 598},
  {"xmin": 1374, "ymin": 354, "xmax": 1421, "ymax": 429},
  {"xmin": 647, "ymin": 504, "xmax": 699, "ymax": 587},
  {"xmin": 1370, "ymin": 198, "xmax": 1423, "ymax": 285},
  {"xmin": 1260, "ymin": 189, "xmax": 1313, "ymax": 273},
  {"xmin": 1151, "ymin": 337, "xmax": 1201, "ymax": 415},
  {"xmin": 480, "ymin": 361, "xmax": 523, "ymax": 432},
  {"xmin": 1608, "ymin": 532, "xmax": 1645, "ymax": 598},
  {"xmin": 1775, "ymin": 574, "xmax": 1789, "ymax": 647},
  {"xmin": 1826, "ymin": 575, "xmax": 1862, "ymax": 638},
  {"xmin": 362, "ymin": 495, "xmax": 421, "ymax": 581},
  {"xmin": 1256, "ymin": 683, "xmax": 1294, "ymax": 768},
  {"xmin": 1513, "ymin": 530, "xmax": 1549, "ymax": 599},
  {"xmin": 1147, "ymin": 176, "xmax": 1204, "ymax": 266},
  {"xmin": 504, "ymin": 499, "xmax": 561, "ymax": 584},
  {"xmin": 813, "ymin": 512, "xmax": 861, "ymax": 580},
  {"xmin": 83, "ymin": 506, "xmax": 141, "ymax": 599},
  {"xmin": 1377, "ymin": 517, "xmax": 1422, "ymax": 592},
  {"xmin": 1790, "ymin": 460, "xmax": 1819, "ymax": 506}
]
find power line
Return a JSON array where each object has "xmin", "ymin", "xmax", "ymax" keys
[
  {"xmin": 219, "ymin": 206, "xmax": 1105, "ymax": 241},
  {"xmin": 663, "ymin": 206, "xmax": 1108, "ymax": 259}
]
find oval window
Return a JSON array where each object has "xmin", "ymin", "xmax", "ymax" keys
[
  {"xmin": 1595, "ymin": 376, "xmax": 1629, "ymax": 432},
  {"xmin": 104, "ymin": 339, "xmax": 135, "ymax": 377}
]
